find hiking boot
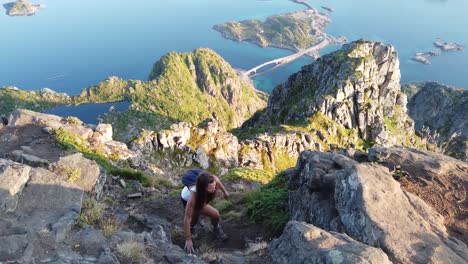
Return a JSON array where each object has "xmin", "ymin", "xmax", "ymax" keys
[{"xmin": 213, "ymin": 223, "xmax": 228, "ymax": 241}]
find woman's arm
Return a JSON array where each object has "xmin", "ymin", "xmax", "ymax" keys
[
  {"xmin": 214, "ymin": 176, "xmax": 229, "ymax": 199},
  {"xmin": 184, "ymin": 192, "xmax": 196, "ymax": 253}
]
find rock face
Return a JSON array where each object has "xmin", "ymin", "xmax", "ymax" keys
[
  {"xmin": 0, "ymin": 160, "xmax": 83, "ymax": 262},
  {"xmin": 131, "ymin": 118, "xmax": 319, "ymax": 175},
  {"xmin": 368, "ymin": 145, "xmax": 468, "ymax": 244},
  {"xmin": 270, "ymin": 221, "xmax": 391, "ymax": 264},
  {"xmin": 49, "ymin": 153, "xmax": 106, "ymax": 199},
  {"xmin": 3, "ymin": 0, "xmax": 44, "ymax": 16},
  {"xmin": 402, "ymin": 82, "xmax": 468, "ymax": 161},
  {"xmin": 287, "ymin": 150, "xmax": 468, "ymax": 263},
  {"xmin": 253, "ymin": 40, "xmax": 415, "ymax": 147}
]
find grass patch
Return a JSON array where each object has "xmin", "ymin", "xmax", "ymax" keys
[
  {"xmin": 66, "ymin": 116, "xmax": 81, "ymax": 126},
  {"xmin": 212, "ymin": 200, "xmax": 233, "ymax": 213},
  {"xmin": 243, "ymin": 173, "xmax": 288, "ymax": 234},
  {"xmin": 100, "ymin": 217, "xmax": 121, "ymax": 236},
  {"xmin": 116, "ymin": 240, "xmax": 146, "ymax": 264},
  {"xmin": 222, "ymin": 168, "xmax": 274, "ymax": 184},
  {"xmin": 80, "ymin": 198, "xmax": 103, "ymax": 225}
]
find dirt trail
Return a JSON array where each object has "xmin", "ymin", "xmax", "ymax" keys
[{"xmin": 140, "ymin": 194, "xmax": 274, "ymax": 249}]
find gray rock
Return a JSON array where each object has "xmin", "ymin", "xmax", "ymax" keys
[
  {"xmin": 20, "ymin": 153, "xmax": 50, "ymax": 166},
  {"xmin": 0, "ymin": 159, "xmax": 31, "ymax": 214},
  {"xmin": 51, "ymin": 211, "xmax": 80, "ymax": 243},
  {"xmin": 50, "ymin": 153, "xmax": 101, "ymax": 194},
  {"xmin": 71, "ymin": 228, "xmax": 108, "ymax": 257},
  {"xmin": 94, "ymin": 123, "xmax": 113, "ymax": 143},
  {"xmin": 288, "ymin": 150, "xmax": 468, "ymax": 263},
  {"xmin": 368, "ymin": 145, "xmax": 468, "ymax": 244},
  {"xmin": 269, "ymin": 221, "xmax": 391, "ymax": 264},
  {"xmin": 194, "ymin": 146, "xmax": 210, "ymax": 169},
  {"xmin": 0, "ymin": 234, "xmax": 29, "ymax": 262},
  {"xmin": 14, "ymin": 167, "xmax": 83, "ymax": 232}
]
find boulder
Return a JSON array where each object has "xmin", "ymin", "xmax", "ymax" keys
[
  {"xmin": 369, "ymin": 145, "xmax": 468, "ymax": 244},
  {"xmin": 0, "ymin": 159, "xmax": 31, "ymax": 214},
  {"xmin": 50, "ymin": 153, "xmax": 103, "ymax": 195},
  {"xmin": 288, "ymin": 150, "xmax": 468, "ymax": 263},
  {"xmin": 269, "ymin": 221, "xmax": 391, "ymax": 264}
]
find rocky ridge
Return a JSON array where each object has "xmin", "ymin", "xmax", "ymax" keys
[
  {"xmin": 251, "ymin": 40, "xmax": 417, "ymax": 147},
  {"xmin": 130, "ymin": 40, "xmax": 439, "ymax": 177},
  {"xmin": 1, "ymin": 48, "xmax": 267, "ymax": 141},
  {"xmin": 402, "ymin": 82, "xmax": 468, "ymax": 161}
]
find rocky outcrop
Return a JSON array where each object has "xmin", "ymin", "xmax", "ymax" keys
[
  {"xmin": 131, "ymin": 118, "xmax": 323, "ymax": 175},
  {"xmin": 0, "ymin": 156, "xmax": 205, "ymax": 263},
  {"xmin": 3, "ymin": 0, "xmax": 44, "ymax": 16},
  {"xmin": 130, "ymin": 119, "xmax": 239, "ymax": 177},
  {"xmin": 250, "ymin": 40, "xmax": 416, "ymax": 147},
  {"xmin": 368, "ymin": 145, "xmax": 468, "ymax": 244},
  {"xmin": 270, "ymin": 221, "xmax": 391, "ymax": 264},
  {"xmin": 402, "ymin": 82, "xmax": 468, "ymax": 161},
  {"xmin": 287, "ymin": 150, "xmax": 468, "ymax": 263},
  {"xmin": 8, "ymin": 109, "xmax": 136, "ymax": 160}
]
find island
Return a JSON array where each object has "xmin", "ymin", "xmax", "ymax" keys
[
  {"xmin": 3, "ymin": 0, "xmax": 44, "ymax": 16},
  {"xmin": 213, "ymin": 9, "xmax": 346, "ymax": 59},
  {"xmin": 411, "ymin": 51, "xmax": 440, "ymax": 65},
  {"xmin": 434, "ymin": 40, "xmax": 464, "ymax": 51}
]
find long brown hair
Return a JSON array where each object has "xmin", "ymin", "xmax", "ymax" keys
[{"xmin": 195, "ymin": 172, "xmax": 216, "ymax": 211}]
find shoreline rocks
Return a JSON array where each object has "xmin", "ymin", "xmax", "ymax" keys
[
  {"xmin": 434, "ymin": 40, "xmax": 465, "ymax": 51},
  {"xmin": 411, "ymin": 51, "xmax": 440, "ymax": 65},
  {"xmin": 3, "ymin": 0, "xmax": 44, "ymax": 16}
]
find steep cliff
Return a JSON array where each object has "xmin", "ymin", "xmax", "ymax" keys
[
  {"xmin": 250, "ymin": 40, "xmax": 417, "ymax": 147},
  {"xmin": 402, "ymin": 82, "xmax": 468, "ymax": 161}
]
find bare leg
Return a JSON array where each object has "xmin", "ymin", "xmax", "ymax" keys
[{"xmin": 199, "ymin": 204, "xmax": 220, "ymax": 226}]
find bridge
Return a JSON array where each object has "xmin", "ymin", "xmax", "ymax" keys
[
  {"xmin": 243, "ymin": 37, "xmax": 330, "ymax": 77},
  {"xmin": 290, "ymin": 0, "xmax": 313, "ymax": 10}
]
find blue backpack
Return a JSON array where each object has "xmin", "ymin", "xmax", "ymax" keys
[{"xmin": 182, "ymin": 169, "xmax": 203, "ymax": 187}]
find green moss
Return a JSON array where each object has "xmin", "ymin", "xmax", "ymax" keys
[
  {"xmin": 384, "ymin": 117, "xmax": 399, "ymax": 136},
  {"xmin": 212, "ymin": 200, "xmax": 233, "ymax": 213}
]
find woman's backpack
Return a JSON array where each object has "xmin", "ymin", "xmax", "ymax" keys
[{"xmin": 182, "ymin": 169, "xmax": 203, "ymax": 187}]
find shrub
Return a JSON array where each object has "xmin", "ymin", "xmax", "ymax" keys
[
  {"xmin": 212, "ymin": 200, "xmax": 233, "ymax": 213},
  {"xmin": 66, "ymin": 116, "xmax": 81, "ymax": 126},
  {"xmin": 116, "ymin": 240, "xmax": 146, "ymax": 264},
  {"xmin": 100, "ymin": 217, "xmax": 121, "ymax": 236},
  {"xmin": 80, "ymin": 199, "xmax": 103, "ymax": 225},
  {"xmin": 243, "ymin": 173, "xmax": 288, "ymax": 234}
]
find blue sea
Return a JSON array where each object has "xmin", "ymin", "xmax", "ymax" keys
[{"xmin": 1, "ymin": 0, "xmax": 467, "ymax": 95}]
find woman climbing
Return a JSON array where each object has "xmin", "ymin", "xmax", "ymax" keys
[{"xmin": 180, "ymin": 171, "xmax": 229, "ymax": 254}]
